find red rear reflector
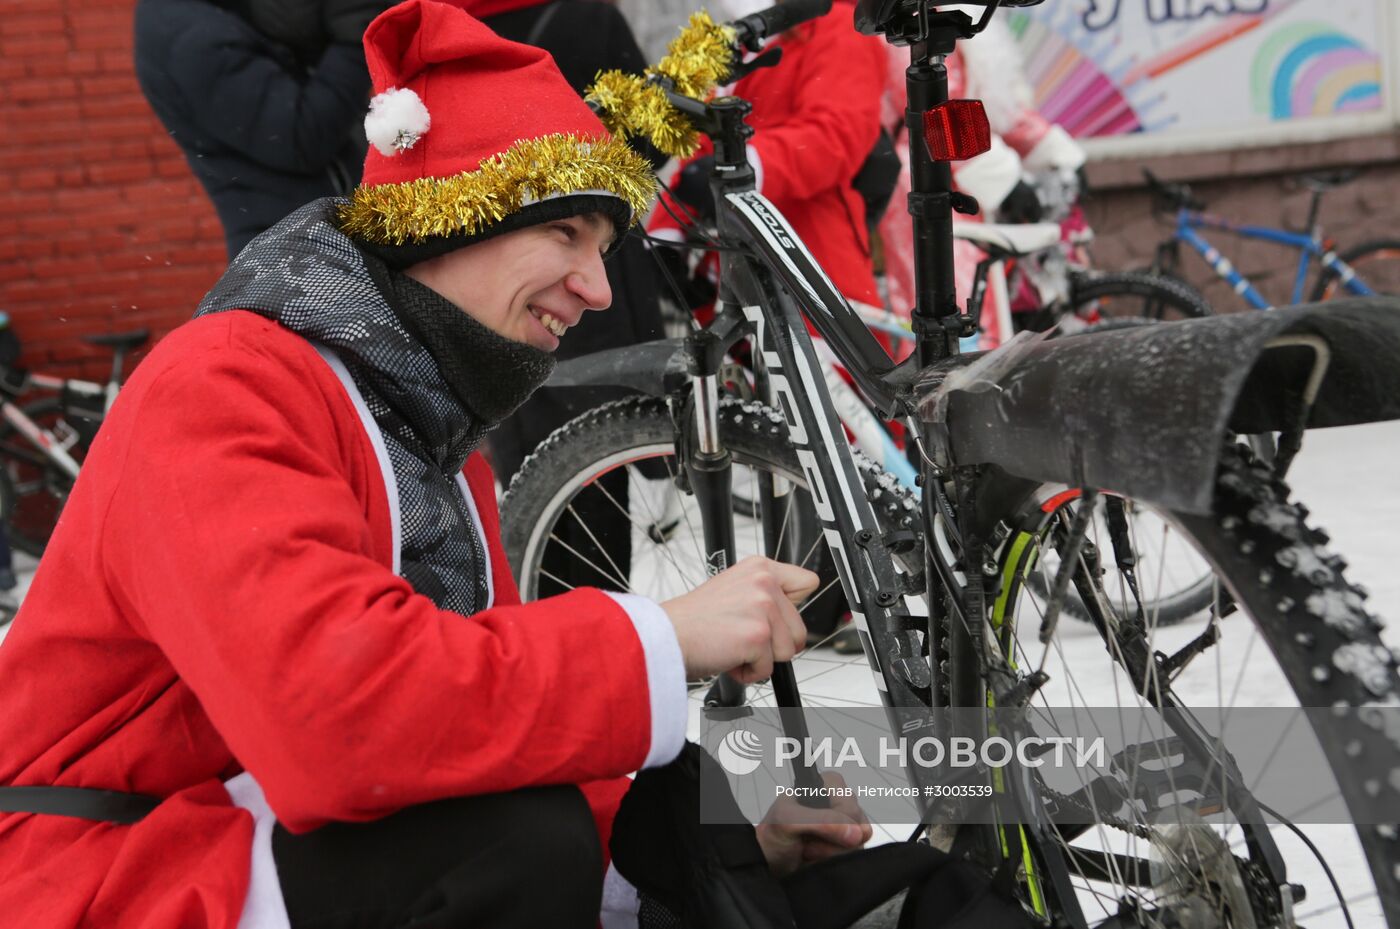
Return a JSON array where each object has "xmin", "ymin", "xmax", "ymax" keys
[{"xmin": 923, "ymin": 99, "xmax": 992, "ymax": 162}]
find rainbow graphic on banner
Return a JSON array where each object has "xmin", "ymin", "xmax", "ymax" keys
[{"xmin": 1250, "ymin": 22, "xmax": 1382, "ymax": 118}]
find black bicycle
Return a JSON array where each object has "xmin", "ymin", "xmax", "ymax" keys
[{"xmin": 502, "ymin": 3, "xmax": 1400, "ymax": 926}]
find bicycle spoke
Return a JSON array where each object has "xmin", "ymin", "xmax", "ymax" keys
[
  {"xmin": 545, "ymin": 531, "xmax": 633, "ymax": 592},
  {"xmin": 560, "ymin": 502, "xmax": 633, "ymax": 590}
]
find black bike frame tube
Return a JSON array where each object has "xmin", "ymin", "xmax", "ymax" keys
[
  {"xmin": 723, "ymin": 190, "xmax": 900, "ymax": 417},
  {"xmin": 722, "ymin": 254, "xmax": 929, "ymax": 713},
  {"xmin": 707, "ymin": 87, "xmax": 942, "ymax": 813}
]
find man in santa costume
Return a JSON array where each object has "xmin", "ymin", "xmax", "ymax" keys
[{"xmin": 0, "ymin": 3, "xmax": 868, "ymax": 927}]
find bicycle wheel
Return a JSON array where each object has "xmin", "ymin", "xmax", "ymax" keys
[
  {"xmin": 1310, "ymin": 239, "xmax": 1400, "ymax": 301},
  {"xmin": 1067, "ymin": 271, "xmax": 1213, "ymax": 324},
  {"xmin": 0, "ymin": 398, "xmax": 79, "ymax": 556},
  {"xmin": 1022, "ymin": 285, "xmax": 1218, "ymax": 628},
  {"xmin": 1021, "ymin": 492, "xmax": 1218, "ymax": 629},
  {"xmin": 990, "ymin": 445, "xmax": 1400, "ymax": 928},
  {"xmin": 500, "ymin": 394, "xmax": 921, "ymax": 782}
]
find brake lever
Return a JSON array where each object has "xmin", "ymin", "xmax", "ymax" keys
[{"xmin": 726, "ymin": 45, "xmax": 783, "ymax": 83}]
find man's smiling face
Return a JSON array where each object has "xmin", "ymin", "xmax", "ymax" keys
[{"xmin": 402, "ymin": 211, "xmax": 617, "ymax": 352}]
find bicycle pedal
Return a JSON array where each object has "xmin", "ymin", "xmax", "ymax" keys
[{"xmin": 1109, "ymin": 736, "xmax": 1228, "ymax": 817}]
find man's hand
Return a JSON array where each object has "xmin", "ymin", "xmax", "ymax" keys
[
  {"xmin": 756, "ymin": 772, "xmax": 873, "ymax": 877},
  {"xmin": 661, "ymin": 556, "xmax": 818, "ymax": 683}
]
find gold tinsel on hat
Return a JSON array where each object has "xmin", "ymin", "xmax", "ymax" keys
[
  {"xmin": 586, "ymin": 11, "xmax": 736, "ymax": 159},
  {"xmin": 336, "ymin": 133, "xmax": 656, "ymax": 245}
]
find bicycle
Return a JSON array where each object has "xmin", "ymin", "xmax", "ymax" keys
[
  {"xmin": 954, "ymin": 220, "xmax": 1211, "ymax": 348},
  {"xmin": 663, "ymin": 206, "xmax": 1217, "ymax": 630},
  {"xmin": 0, "ymin": 328, "xmax": 146, "ymax": 556},
  {"xmin": 502, "ymin": 3, "xmax": 1400, "ymax": 926},
  {"xmin": 1143, "ymin": 167, "xmax": 1400, "ymax": 309}
]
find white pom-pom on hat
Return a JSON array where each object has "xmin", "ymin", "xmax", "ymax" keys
[{"xmin": 365, "ymin": 87, "xmax": 431, "ymax": 157}]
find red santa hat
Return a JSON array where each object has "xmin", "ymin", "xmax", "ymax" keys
[{"xmin": 337, "ymin": 0, "xmax": 655, "ymax": 252}]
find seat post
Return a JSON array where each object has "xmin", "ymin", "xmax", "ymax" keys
[
  {"xmin": 108, "ymin": 349, "xmax": 125, "ymax": 388},
  {"xmin": 1305, "ymin": 188, "xmax": 1324, "ymax": 241},
  {"xmin": 906, "ymin": 17, "xmax": 964, "ymax": 368}
]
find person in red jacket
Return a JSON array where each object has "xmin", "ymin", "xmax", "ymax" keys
[
  {"xmin": 649, "ymin": 0, "xmax": 889, "ymax": 313},
  {"xmin": 0, "ymin": 4, "xmax": 869, "ymax": 928}
]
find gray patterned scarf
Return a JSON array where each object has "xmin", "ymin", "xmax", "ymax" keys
[{"xmin": 195, "ymin": 200, "xmax": 554, "ymax": 613}]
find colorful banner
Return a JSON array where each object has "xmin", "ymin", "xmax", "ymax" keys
[{"xmin": 1008, "ymin": 0, "xmax": 1387, "ymax": 140}]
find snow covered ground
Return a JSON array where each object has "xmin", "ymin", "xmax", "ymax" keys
[{"xmin": 3, "ymin": 420, "xmax": 1397, "ymax": 926}]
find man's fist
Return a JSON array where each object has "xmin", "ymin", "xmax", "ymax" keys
[
  {"xmin": 661, "ymin": 556, "xmax": 819, "ymax": 683},
  {"xmin": 757, "ymin": 772, "xmax": 873, "ymax": 877}
]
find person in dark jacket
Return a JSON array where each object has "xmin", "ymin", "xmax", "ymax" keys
[
  {"xmin": 133, "ymin": 0, "xmax": 392, "ymax": 258},
  {"xmin": 468, "ymin": 0, "xmax": 670, "ymax": 594}
]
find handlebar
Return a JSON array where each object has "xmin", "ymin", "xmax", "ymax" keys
[
  {"xmin": 1142, "ymin": 167, "xmax": 1205, "ymax": 213},
  {"xmin": 731, "ymin": 0, "xmax": 832, "ymax": 51},
  {"xmin": 587, "ymin": 2, "xmax": 836, "ymax": 160}
]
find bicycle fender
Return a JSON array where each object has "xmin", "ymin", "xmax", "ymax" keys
[
  {"xmin": 918, "ymin": 297, "xmax": 1400, "ymax": 515},
  {"xmin": 544, "ymin": 338, "xmax": 689, "ymax": 396}
]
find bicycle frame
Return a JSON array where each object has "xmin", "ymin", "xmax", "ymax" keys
[
  {"xmin": 1172, "ymin": 206, "xmax": 1377, "ymax": 308},
  {"xmin": 703, "ymin": 181, "xmax": 1094, "ymax": 919},
  {"xmin": 0, "ymin": 401, "xmax": 82, "ymax": 481},
  {"xmin": 701, "ymin": 191, "xmax": 922, "ymax": 684},
  {"xmin": 0, "ymin": 371, "xmax": 118, "ymax": 484}
]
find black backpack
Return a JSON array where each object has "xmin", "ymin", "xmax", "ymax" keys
[{"xmin": 611, "ymin": 743, "xmax": 1038, "ymax": 929}]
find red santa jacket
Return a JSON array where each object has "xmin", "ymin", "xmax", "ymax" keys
[
  {"xmin": 650, "ymin": 0, "xmax": 887, "ymax": 307},
  {"xmin": 0, "ymin": 311, "xmax": 682, "ymax": 928}
]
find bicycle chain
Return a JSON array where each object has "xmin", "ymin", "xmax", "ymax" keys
[{"xmin": 1036, "ymin": 784, "xmax": 1150, "ymax": 838}]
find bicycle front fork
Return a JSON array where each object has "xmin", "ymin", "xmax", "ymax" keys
[{"xmin": 686, "ymin": 361, "xmax": 828, "ymax": 797}]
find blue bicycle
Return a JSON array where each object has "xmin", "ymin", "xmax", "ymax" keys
[{"xmin": 1143, "ymin": 167, "xmax": 1400, "ymax": 308}]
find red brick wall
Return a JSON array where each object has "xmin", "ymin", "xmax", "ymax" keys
[{"xmin": 0, "ymin": 0, "xmax": 226, "ymax": 381}]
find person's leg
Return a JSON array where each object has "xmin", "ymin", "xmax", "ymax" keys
[{"xmin": 272, "ymin": 784, "xmax": 603, "ymax": 929}]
